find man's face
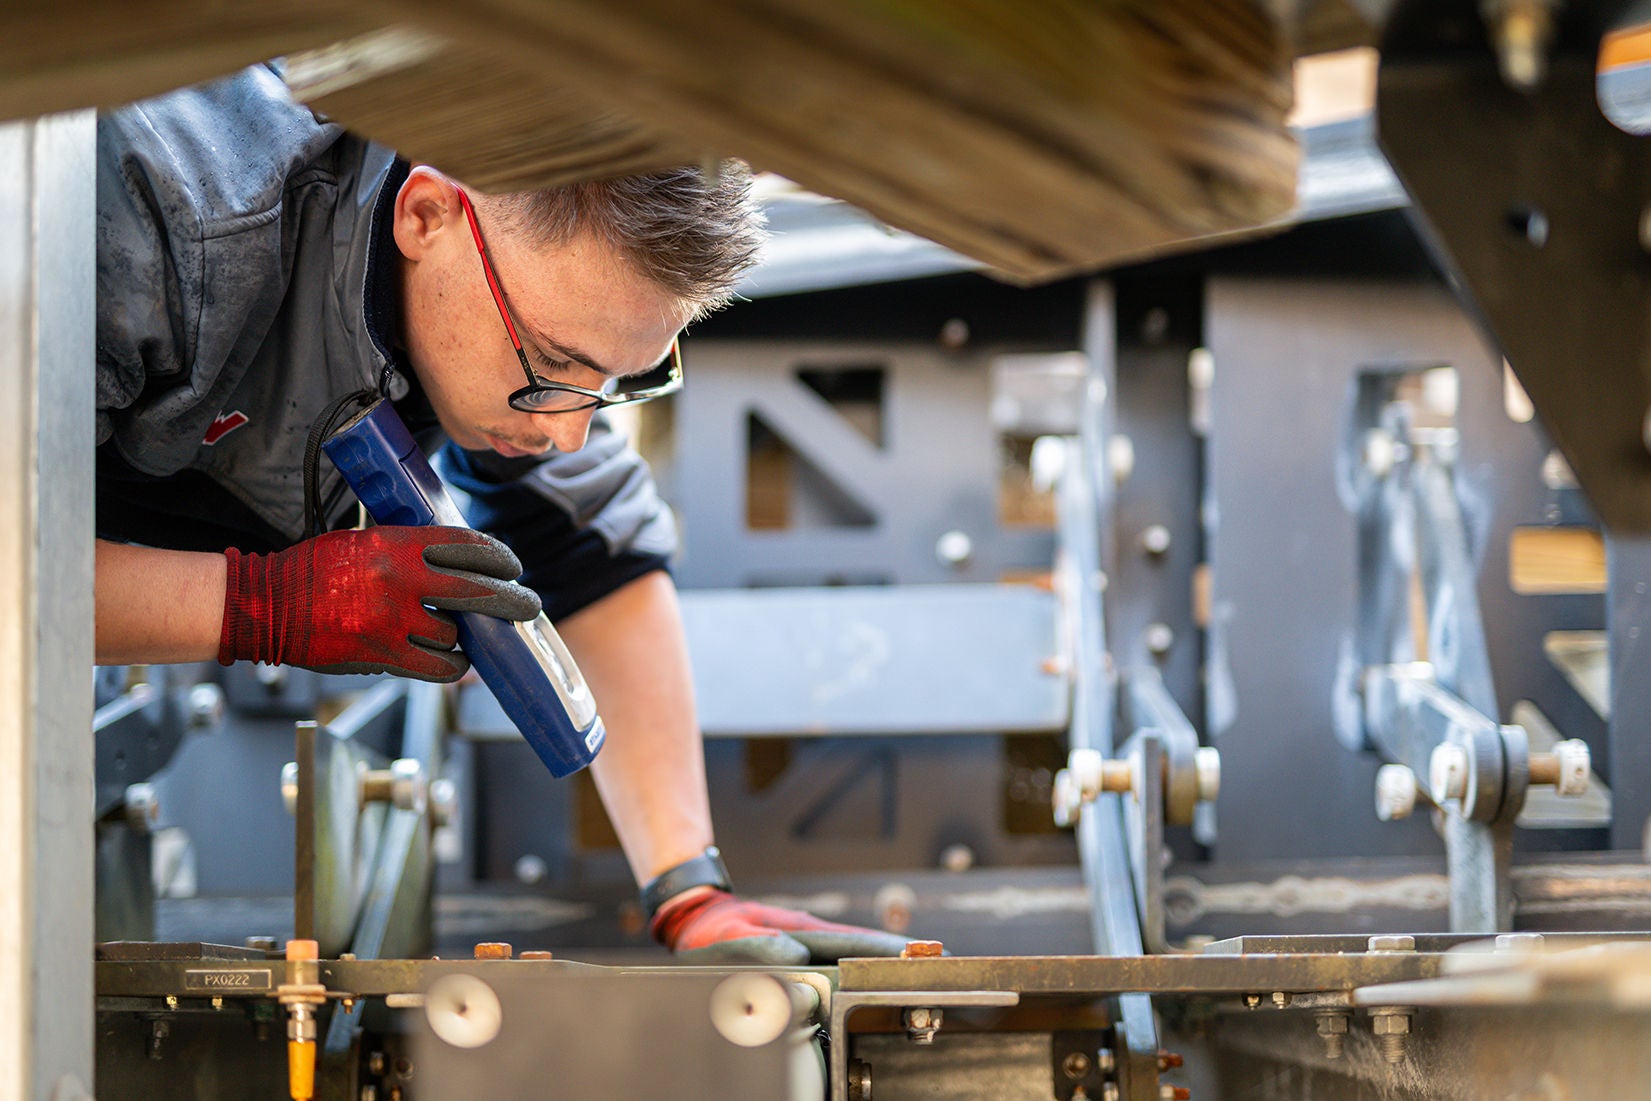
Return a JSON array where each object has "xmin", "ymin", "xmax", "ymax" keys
[{"xmin": 394, "ymin": 171, "xmax": 689, "ymax": 457}]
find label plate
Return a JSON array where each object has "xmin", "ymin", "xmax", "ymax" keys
[{"xmin": 183, "ymin": 968, "xmax": 273, "ymax": 993}]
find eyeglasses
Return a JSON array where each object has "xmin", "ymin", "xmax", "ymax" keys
[{"xmin": 455, "ymin": 187, "xmax": 684, "ymax": 414}]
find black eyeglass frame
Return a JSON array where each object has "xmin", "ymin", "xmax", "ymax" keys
[{"xmin": 455, "ymin": 187, "xmax": 684, "ymax": 414}]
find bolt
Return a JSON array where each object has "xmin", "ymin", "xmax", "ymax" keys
[
  {"xmin": 903, "ymin": 1006, "xmax": 942, "ymax": 1044},
  {"xmin": 360, "ymin": 1088, "xmax": 379, "ymax": 1101},
  {"xmin": 211, "ymin": 996, "xmax": 223, "ymax": 1010},
  {"xmin": 473, "ymin": 942, "xmax": 513, "ymax": 960},
  {"xmin": 1063, "ymin": 1052, "xmax": 1092, "ymax": 1079},
  {"xmin": 147, "ymin": 1019, "xmax": 169, "ymax": 1060},
  {"xmin": 901, "ymin": 940, "xmax": 944, "ymax": 959},
  {"xmin": 876, "ymin": 883, "xmax": 917, "ymax": 934},
  {"xmin": 1160, "ymin": 1089, "xmax": 1191, "ymax": 1101},
  {"xmin": 1102, "ymin": 1085, "xmax": 1121, "ymax": 1101},
  {"xmin": 1315, "ymin": 1010, "xmax": 1350, "ymax": 1060},
  {"xmin": 938, "ymin": 318, "xmax": 970, "ymax": 351},
  {"xmin": 123, "ymin": 783, "xmax": 161, "ymax": 834},
  {"xmin": 1272, "ymin": 991, "xmax": 1292, "ymax": 1009},
  {"xmin": 253, "ymin": 662, "xmax": 287, "ymax": 689},
  {"xmin": 1098, "ymin": 1050, "xmax": 1117, "ymax": 1074},
  {"xmin": 1140, "ymin": 307, "xmax": 1171, "ymax": 345},
  {"xmin": 1506, "ymin": 205, "xmax": 1549, "ymax": 247},
  {"xmin": 1495, "ymin": 933, "xmax": 1545, "ymax": 953},
  {"xmin": 429, "ymin": 778, "xmax": 458, "ymax": 828},
  {"xmin": 1429, "ymin": 744, "xmax": 1468, "ymax": 803},
  {"xmin": 1144, "ymin": 623, "xmax": 1175, "ymax": 657},
  {"xmin": 1244, "ymin": 993, "xmax": 1262, "ymax": 1009},
  {"xmin": 1375, "ymin": 764, "xmax": 1418, "ymax": 821},
  {"xmin": 1363, "ymin": 428, "xmax": 1397, "ymax": 479},
  {"xmin": 165, "ymin": 995, "xmax": 178, "ymax": 1010},
  {"xmin": 1141, "ymin": 525, "xmax": 1172, "ymax": 557},
  {"xmin": 939, "ymin": 843, "xmax": 975, "ymax": 873},
  {"xmin": 1487, "ymin": 0, "xmax": 1555, "ymax": 91},
  {"xmin": 187, "ymin": 682, "xmax": 226, "ymax": 728},
  {"xmin": 935, "ymin": 530, "xmax": 974, "ymax": 568},
  {"xmin": 1109, "ymin": 435, "xmax": 1136, "ymax": 486},
  {"xmin": 1369, "ymin": 1006, "xmax": 1413, "ymax": 1064},
  {"xmin": 1157, "ymin": 1050, "xmax": 1183, "ymax": 1070},
  {"xmin": 1529, "ymin": 740, "xmax": 1590, "ymax": 796},
  {"xmin": 368, "ymin": 1052, "xmax": 387, "ymax": 1077},
  {"xmin": 1368, "ymin": 935, "xmax": 1417, "ymax": 953},
  {"xmin": 280, "ymin": 761, "xmax": 299, "ymax": 817},
  {"xmin": 514, "ymin": 854, "xmax": 548, "ymax": 885}
]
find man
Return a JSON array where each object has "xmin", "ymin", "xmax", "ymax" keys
[{"xmin": 94, "ymin": 63, "xmax": 908, "ymax": 965}]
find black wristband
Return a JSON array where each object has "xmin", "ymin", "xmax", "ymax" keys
[{"xmin": 640, "ymin": 846, "xmax": 732, "ymax": 920}]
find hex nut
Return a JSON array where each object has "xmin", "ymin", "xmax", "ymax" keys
[
  {"xmin": 389, "ymin": 758, "xmax": 428, "ymax": 815},
  {"xmin": 1052, "ymin": 769, "xmax": 1080, "ymax": 829},
  {"xmin": 903, "ymin": 1006, "xmax": 942, "ymax": 1044},
  {"xmin": 1370, "ymin": 1011, "xmax": 1412, "ymax": 1036},
  {"xmin": 1367, "ymin": 935, "xmax": 1416, "ymax": 953},
  {"xmin": 1553, "ymin": 740, "xmax": 1591, "ymax": 797},
  {"xmin": 1315, "ymin": 1012, "xmax": 1350, "ymax": 1035}
]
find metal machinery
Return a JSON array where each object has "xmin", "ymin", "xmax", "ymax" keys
[{"xmin": 52, "ymin": 0, "xmax": 1651, "ymax": 1098}]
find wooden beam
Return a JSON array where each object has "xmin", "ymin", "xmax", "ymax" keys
[{"xmin": 383, "ymin": 0, "xmax": 1299, "ymax": 282}]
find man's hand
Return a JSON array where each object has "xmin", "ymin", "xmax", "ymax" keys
[
  {"xmin": 650, "ymin": 887, "xmax": 913, "ymax": 965},
  {"xmin": 219, "ymin": 526, "xmax": 540, "ymax": 682}
]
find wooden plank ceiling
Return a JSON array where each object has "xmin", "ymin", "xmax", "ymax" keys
[{"xmin": 0, "ymin": 0, "xmax": 1330, "ymax": 283}]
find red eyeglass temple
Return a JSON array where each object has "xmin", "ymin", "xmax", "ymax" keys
[{"xmin": 456, "ymin": 188, "xmax": 528, "ymax": 357}]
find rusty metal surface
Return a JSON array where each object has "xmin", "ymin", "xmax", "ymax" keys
[{"xmin": 837, "ymin": 954, "xmax": 1444, "ymax": 995}]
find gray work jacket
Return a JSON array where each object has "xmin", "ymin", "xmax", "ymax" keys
[{"xmin": 95, "ymin": 65, "xmax": 676, "ymax": 619}]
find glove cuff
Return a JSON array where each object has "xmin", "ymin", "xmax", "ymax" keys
[
  {"xmin": 220, "ymin": 545, "xmax": 307, "ymax": 668},
  {"xmin": 640, "ymin": 846, "xmax": 731, "ymax": 923}
]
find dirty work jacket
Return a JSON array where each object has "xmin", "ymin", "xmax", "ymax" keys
[{"xmin": 94, "ymin": 64, "xmax": 676, "ymax": 621}]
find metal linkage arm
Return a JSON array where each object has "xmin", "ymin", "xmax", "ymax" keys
[{"xmin": 1363, "ymin": 663, "xmax": 1592, "ymax": 930}]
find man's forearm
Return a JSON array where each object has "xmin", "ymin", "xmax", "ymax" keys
[
  {"xmin": 556, "ymin": 570, "xmax": 715, "ymax": 885},
  {"xmin": 96, "ymin": 540, "xmax": 227, "ymax": 664}
]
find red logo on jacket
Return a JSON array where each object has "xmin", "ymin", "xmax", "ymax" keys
[{"xmin": 203, "ymin": 410, "xmax": 249, "ymax": 445}]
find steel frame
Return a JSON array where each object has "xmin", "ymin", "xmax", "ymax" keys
[{"xmin": 0, "ymin": 111, "xmax": 95, "ymax": 1101}]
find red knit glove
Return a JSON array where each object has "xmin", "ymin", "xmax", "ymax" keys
[
  {"xmin": 650, "ymin": 888, "xmax": 913, "ymax": 965},
  {"xmin": 219, "ymin": 526, "xmax": 540, "ymax": 683}
]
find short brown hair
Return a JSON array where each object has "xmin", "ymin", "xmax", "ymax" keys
[{"xmin": 482, "ymin": 162, "xmax": 766, "ymax": 320}]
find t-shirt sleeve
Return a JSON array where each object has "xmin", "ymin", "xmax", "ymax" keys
[{"xmin": 443, "ymin": 414, "xmax": 678, "ymax": 622}]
